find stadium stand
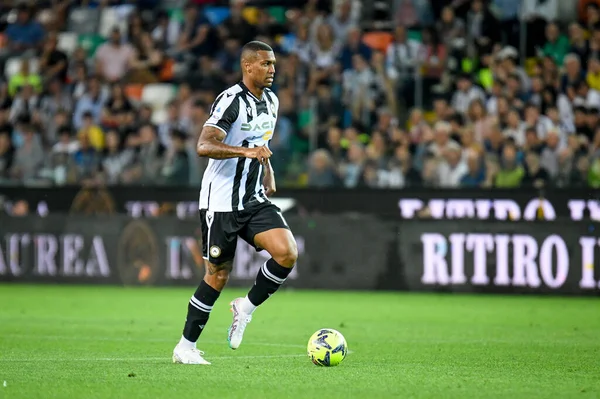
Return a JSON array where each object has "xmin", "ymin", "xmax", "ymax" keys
[{"xmin": 0, "ymin": 0, "xmax": 599, "ymax": 189}]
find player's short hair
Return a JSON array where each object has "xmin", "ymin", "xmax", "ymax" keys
[{"xmin": 241, "ymin": 41, "xmax": 273, "ymax": 60}]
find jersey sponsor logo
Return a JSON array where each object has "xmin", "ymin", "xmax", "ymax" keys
[
  {"xmin": 247, "ymin": 131, "xmax": 273, "ymax": 141},
  {"xmin": 241, "ymin": 121, "xmax": 275, "ymax": 132},
  {"xmin": 243, "ymin": 118, "xmax": 275, "ymax": 141}
]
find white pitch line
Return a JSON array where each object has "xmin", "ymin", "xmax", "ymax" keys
[
  {"xmin": 1, "ymin": 333, "xmax": 306, "ymax": 349},
  {"xmin": 0, "ymin": 354, "xmax": 308, "ymax": 362}
]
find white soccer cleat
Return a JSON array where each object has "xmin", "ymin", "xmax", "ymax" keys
[
  {"xmin": 227, "ymin": 297, "xmax": 252, "ymax": 350},
  {"xmin": 172, "ymin": 345, "xmax": 211, "ymax": 365}
]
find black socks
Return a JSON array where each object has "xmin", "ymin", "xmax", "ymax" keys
[
  {"xmin": 247, "ymin": 258, "xmax": 293, "ymax": 307},
  {"xmin": 182, "ymin": 280, "xmax": 221, "ymax": 342}
]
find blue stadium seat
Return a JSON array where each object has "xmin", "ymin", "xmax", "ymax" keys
[{"xmin": 204, "ymin": 6, "xmax": 230, "ymax": 26}]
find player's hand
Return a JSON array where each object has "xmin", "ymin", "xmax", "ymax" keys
[
  {"xmin": 263, "ymin": 166, "xmax": 276, "ymax": 197},
  {"xmin": 245, "ymin": 146, "xmax": 272, "ymax": 165}
]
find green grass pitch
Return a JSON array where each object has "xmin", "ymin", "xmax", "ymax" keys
[{"xmin": 0, "ymin": 285, "xmax": 599, "ymax": 399}]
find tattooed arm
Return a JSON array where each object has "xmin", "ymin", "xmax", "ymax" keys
[
  {"xmin": 196, "ymin": 126, "xmax": 250, "ymax": 159},
  {"xmin": 196, "ymin": 126, "xmax": 273, "ymax": 162}
]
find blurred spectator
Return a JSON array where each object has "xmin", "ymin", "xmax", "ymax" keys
[
  {"xmin": 543, "ymin": 22, "xmax": 571, "ymax": 66},
  {"xmin": 561, "ymin": 53, "xmax": 585, "ymax": 93},
  {"xmin": 339, "ymin": 27, "xmax": 372, "ymax": 72},
  {"xmin": 569, "ymin": 22, "xmax": 590, "ymax": 64},
  {"xmin": 8, "ymin": 58, "xmax": 42, "ymax": 97},
  {"xmin": 342, "ymin": 54, "xmax": 382, "ymax": 127},
  {"xmin": 46, "ymin": 109, "xmax": 71, "ymax": 147},
  {"xmin": 219, "ymin": 0, "xmax": 256, "ymax": 43},
  {"xmin": 503, "ymin": 108, "xmax": 526, "ymax": 146},
  {"xmin": 452, "ymin": 73, "xmax": 486, "ymax": 115},
  {"xmin": 0, "ymin": 0, "xmax": 597, "ymax": 190},
  {"xmin": 386, "ymin": 26, "xmax": 422, "ymax": 111},
  {"xmin": 39, "ymin": 32, "xmax": 68, "ymax": 83},
  {"xmin": 72, "ymin": 76, "xmax": 108, "ymax": 129},
  {"xmin": 95, "ymin": 28, "xmax": 135, "ymax": 83},
  {"xmin": 102, "ymin": 83, "xmax": 134, "ymax": 129},
  {"xmin": 493, "ymin": 0, "xmax": 521, "ymax": 47},
  {"xmin": 0, "ymin": 82, "xmax": 12, "ymax": 113},
  {"xmin": 339, "ymin": 142, "xmax": 365, "ymax": 188},
  {"xmin": 329, "ymin": 0, "xmax": 359, "ymax": 45},
  {"xmin": 2, "ymin": 4, "xmax": 45, "ymax": 59},
  {"xmin": 460, "ymin": 150, "xmax": 485, "ymax": 187},
  {"xmin": 554, "ymin": 148, "xmax": 574, "ymax": 187},
  {"xmin": 72, "ymin": 133, "xmax": 100, "ymax": 182},
  {"xmin": 307, "ymin": 149, "xmax": 339, "ymax": 187},
  {"xmin": 215, "ymin": 37, "xmax": 242, "ymax": 87},
  {"xmin": 11, "ymin": 123, "xmax": 44, "ymax": 181},
  {"xmin": 540, "ymin": 128, "xmax": 564, "ymax": 176},
  {"xmin": 78, "ymin": 111, "xmax": 104, "ymax": 152},
  {"xmin": 437, "ymin": 141, "xmax": 468, "ymax": 187},
  {"xmin": 100, "ymin": 129, "xmax": 134, "ymax": 185},
  {"xmin": 428, "ymin": 121, "xmax": 460, "ymax": 158},
  {"xmin": 129, "ymin": 32, "xmax": 164, "ymax": 84},
  {"xmin": 588, "ymin": 156, "xmax": 600, "ymax": 187},
  {"xmin": 9, "ymin": 85, "xmax": 39, "ymax": 124},
  {"xmin": 121, "ymin": 123, "xmax": 165, "ymax": 184},
  {"xmin": 159, "ymin": 100, "xmax": 188, "ymax": 148},
  {"xmin": 523, "ymin": 151, "xmax": 551, "ymax": 188},
  {"xmin": 394, "ymin": 0, "xmax": 434, "ymax": 29},
  {"xmin": 52, "ymin": 126, "xmax": 79, "ymax": 155},
  {"xmin": 421, "ymin": 155, "xmax": 439, "ymax": 187},
  {"xmin": 419, "ymin": 27, "xmax": 447, "ymax": 104},
  {"xmin": 161, "ymin": 128, "xmax": 190, "ymax": 185},
  {"xmin": 466, "ymin": 0, "xmax": 500, "ymax": 57},
  {"xmin": 570, "ymin": 155, "xmax": 591, "ymax": 186},
  {"xmin": 171, "ymin": 3, "xmax": 218, "ymax": 64},
  {"xmin": 393, "ymin": 145, "xmax": 422, "ymax": 187},
  {"xmin": 152, "ymin": 10, "xmax": 180, "ymax": 51},
  {"xmin": 39, "ymin": 79, "xmax": 72, "ymax": 137},
  {"xmin": 495, "ymin": 144, "xmax": 524, "ymax": 187},
  {"xmin": 0, "ymin": 129, "xmax": 14, "ymax": 181},
  {"xmin": 307, "ymin": 23, "xmax": 340, "ymax": 93},
  {"xmin": 436, "ymin": 7, "xmax": 465, "ymax": 48}
]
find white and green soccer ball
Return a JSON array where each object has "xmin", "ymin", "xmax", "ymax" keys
[{"xmin": 307, "ymin": 328, "xmax": 348, "ymax": 367}]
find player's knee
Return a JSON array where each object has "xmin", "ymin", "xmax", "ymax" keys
[
  {"xmin": 203, "ymin": 261, "xmax": 232, "ymax": 289},
  {"xmin": 204, "ymin": 270, "xmax": 229, "ymax": 290},
  {"xmin": 215, "ymin": 271, "xmax": 230, "ymax": 285},
  {"xmin": 273, "ymin": 241, "xmax": 298, "ymax": 268}
]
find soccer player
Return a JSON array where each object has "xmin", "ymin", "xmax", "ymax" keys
[{"xmin": 172, "ymin": 41, "xmax": 298, "ymax": 365}]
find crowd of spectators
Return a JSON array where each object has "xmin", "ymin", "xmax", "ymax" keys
[{"xmin": 0, "ymin": 0, "xmax": 599, "ymax": 190}]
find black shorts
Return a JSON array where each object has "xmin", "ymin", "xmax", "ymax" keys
[{"xmin": 200, "ymin": 202, "xmax": 290, "ymax": 264}]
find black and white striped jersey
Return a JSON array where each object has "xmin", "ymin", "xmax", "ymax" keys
[{"xmin": 199, "ymin": 82, "xmax": 279, "ymax": 212}]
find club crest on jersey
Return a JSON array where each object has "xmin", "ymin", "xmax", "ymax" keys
[
  {"xmin": 270, "ymin": 102, "xmax": 276, "ymax": 115},
  {"xmin": 209, "ymin": 245, "xmax": 221, "ymax": 258}
]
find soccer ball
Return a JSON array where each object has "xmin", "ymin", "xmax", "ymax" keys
[{"xmin": 307, "ymin": 328, "xmax": 348, "ymax": 367}]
